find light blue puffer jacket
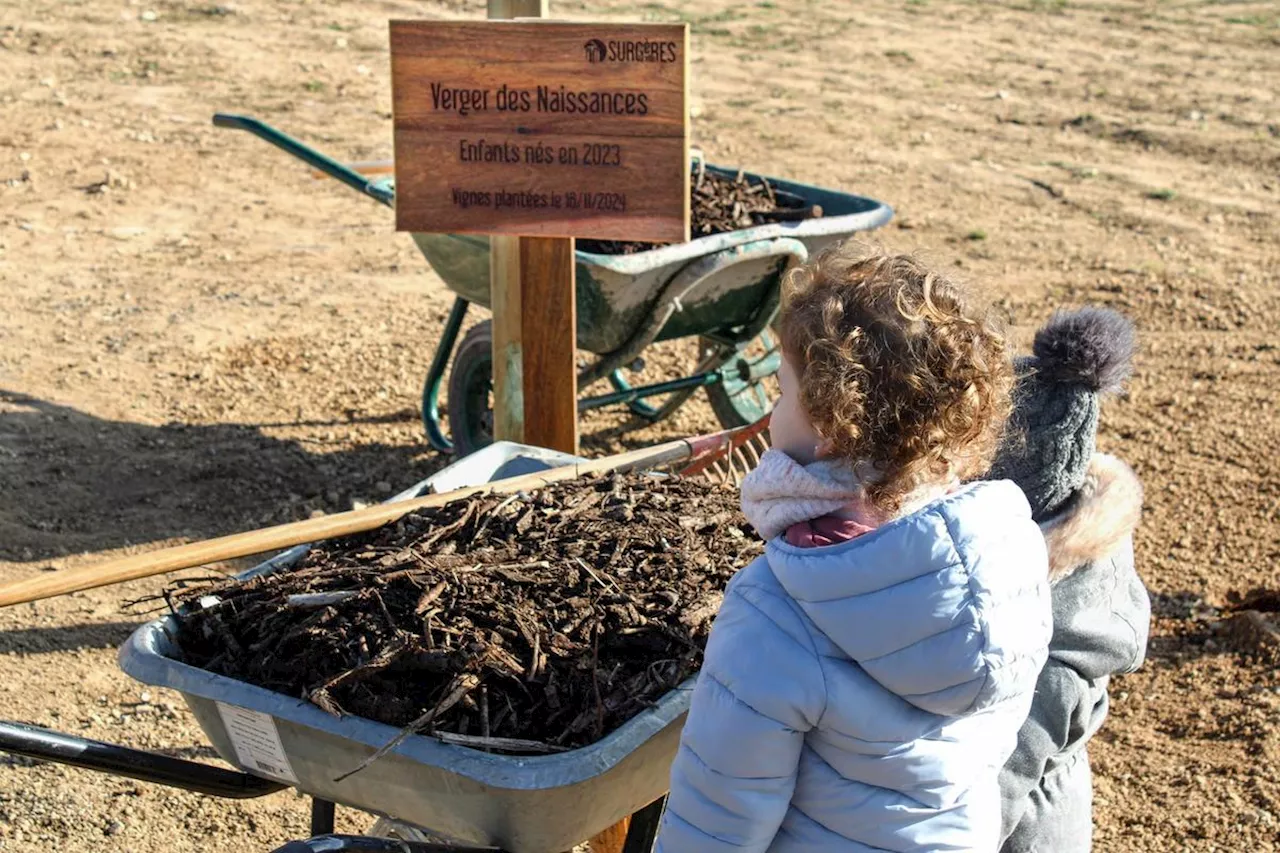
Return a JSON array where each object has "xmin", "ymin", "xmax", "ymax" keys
[{"xmin": 656, "ymin": 480, "xmax": 1052, "ymax": 853}]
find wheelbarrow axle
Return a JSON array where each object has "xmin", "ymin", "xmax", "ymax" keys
[
  {"xmin": 269, "ymin": 797, "xmax": 669, "ymax": 853},
  {"xmin": 583, "ymin": 342, "xmax": 781, "ymax": 412},
  {"xmin": 579, "ymin": 370, "xmax": 722, "ymax": 412},
  {"xmin": 271, "ymin": 835, "xmax": 491, "ymax": 853}
]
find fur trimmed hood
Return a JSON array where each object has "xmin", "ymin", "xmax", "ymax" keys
[
  {"xmin": 998, "ymin": 454, "xmax": 1150, "ymax": 852},
  {"xmin": 1039, "ymin": 453, "xmax": 1143, "ymax": 583}
]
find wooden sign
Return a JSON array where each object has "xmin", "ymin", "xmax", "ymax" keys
[{"xmin": 390, "ymin": 20, "xmax": 690, "ymax": 242}]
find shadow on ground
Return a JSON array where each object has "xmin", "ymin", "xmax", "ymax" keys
[
  {"xmin": 0, "ymin": 390, "xmax": 692, "ymax": 565},
  {"xmin": 0, "ymin": 390, "xmax": 450, "ymax": 562},
  {"xmin": 0, "ymin": 620, "xmax": 141, "ymax": 655}
]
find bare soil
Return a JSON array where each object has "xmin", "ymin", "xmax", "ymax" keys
[{"xmin": 1, "ymin": 0, "xmax": 1278, "ymax": 851}]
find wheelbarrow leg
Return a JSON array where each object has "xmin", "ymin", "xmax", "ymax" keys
[
  {"xmin": 621, "ymin": 797, "xmax": 667, "ymax": 853},
  {"xmin": 311, "ymin": 798, "xmax": 337, "ymax": 836},
  {"xmin": 421, "ymin": 297, "xmax": 470, "ymax": 453},
  {"xmin": 589, "ymin": 796, "xmax": 666, "ymax": 853}
]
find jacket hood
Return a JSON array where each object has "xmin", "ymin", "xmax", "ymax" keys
[
  {"xmin": 765, "ymin": 480, "xmax": 1051, "ymax": 716},
  {"xmin": 1041, "ymin": 453, "xmax": 1144, "ymax": 583},
  {"xmin": 1039, "ymin": 453, "xmax": 1149, "ymax": 680}
]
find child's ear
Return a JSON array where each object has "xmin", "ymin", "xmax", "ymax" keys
[{"xmin": 814, "ymin": 437, "xmax": 837, "ymax": 459}]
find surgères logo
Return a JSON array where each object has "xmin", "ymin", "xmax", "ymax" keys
[{"xmin": 584, "ymin": 38, "xmax": 678, "ymax": 64}]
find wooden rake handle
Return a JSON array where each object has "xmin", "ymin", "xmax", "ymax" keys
[{"xmin": 0, "ymin": 438, "xmax": 700, "ymax": 609}]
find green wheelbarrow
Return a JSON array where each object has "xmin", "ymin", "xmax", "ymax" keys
[{"xmin": 213, "ymin": 114, "xmax": 893, "ymax": 455}]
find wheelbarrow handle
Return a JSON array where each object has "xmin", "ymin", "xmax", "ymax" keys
[
  {"xmin": 0, "ymin": 719, "xmax": 287, "ymax": 799},
  {"xmin": 212, "ymin": 113, "xmax": 395, "ymax": 208}
]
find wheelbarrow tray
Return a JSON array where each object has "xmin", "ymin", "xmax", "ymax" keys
[
  {"xmin": 412, "ymin": 164, "xmax": 892, "ymax": 354},
  {"xmin": 118, "ymin": 443, "xmax": 693, "ymax": 853}
]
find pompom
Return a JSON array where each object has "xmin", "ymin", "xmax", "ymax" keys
[{"xmin": 1031, "ymin": 307, "xmax": 1135, "ymax": 393}]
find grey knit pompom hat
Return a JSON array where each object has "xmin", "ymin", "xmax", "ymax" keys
[{"xmin": 988, "ymin": 307, "xmax": 1136, "ymax": 521}]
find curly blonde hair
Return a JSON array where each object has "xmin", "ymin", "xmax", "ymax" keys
[{"xmin": 777, "ymin": 243, "xmax": 1014, "ymax": 514}]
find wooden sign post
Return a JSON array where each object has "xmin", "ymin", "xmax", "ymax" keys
[{"xmin": 390, "ymin": 11, "xmax": 689, "ymax": 455}]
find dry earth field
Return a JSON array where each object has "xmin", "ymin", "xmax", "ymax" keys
[{"xmin": 1, "ymin": 0, "xmax": 1278, "ymax": 850}]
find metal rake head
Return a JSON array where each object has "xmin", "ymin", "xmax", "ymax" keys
[{"xmin": 680, "ymin": 416, "xmax": 771, "ymax": 486}]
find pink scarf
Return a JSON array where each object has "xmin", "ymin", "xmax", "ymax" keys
[{"xmin": 739, "ymin": 449, "xmax": 959, "ymax": 543}]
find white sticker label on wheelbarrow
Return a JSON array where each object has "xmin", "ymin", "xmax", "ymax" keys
[{"xmin": 215, "ymin": 702, "xmax": 299, "ymax": 784}]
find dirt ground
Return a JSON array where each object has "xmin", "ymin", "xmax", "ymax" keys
[{"xmin": 1, "ymin": 0, "xmax": 1277, "ymax": 850}]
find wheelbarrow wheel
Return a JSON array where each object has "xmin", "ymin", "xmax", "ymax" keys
[
  {"xmin": 701, "ymin": 329, "xmax": 780, "ymax": 430},
  {"xmin": 447, "ymin": 320, "xmax": 495, "ymax": 457}
]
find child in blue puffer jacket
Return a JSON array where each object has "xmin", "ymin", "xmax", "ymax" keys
[{"xmin": 655, "ymin": 245, "xmax": 1053, "ymax": 853}]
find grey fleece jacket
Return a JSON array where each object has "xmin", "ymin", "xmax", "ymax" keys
[{"xmin": 998, "ymin": 453, "xmax": 1150, "ymax": 852}]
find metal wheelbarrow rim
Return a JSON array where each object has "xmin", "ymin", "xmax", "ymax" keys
[{"xmin": 117, "ymin": 618, "xmax": 695, "ymax": 790}]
